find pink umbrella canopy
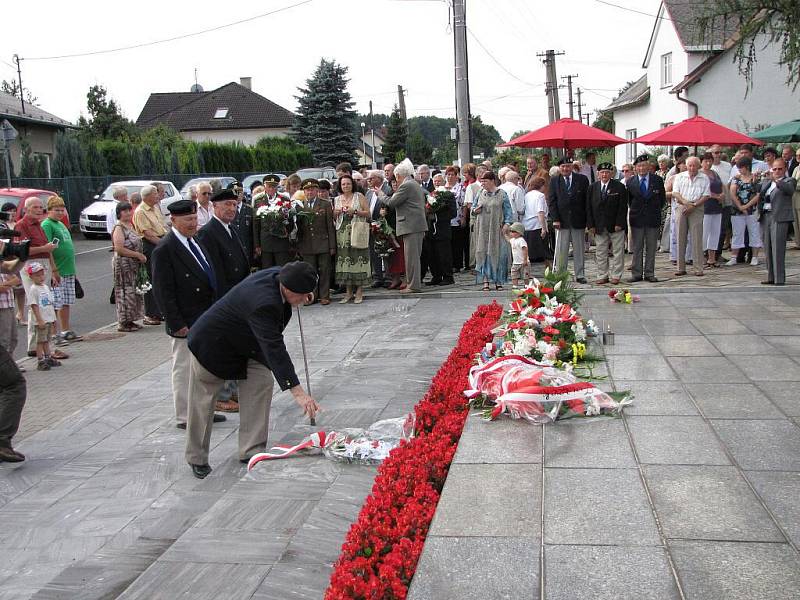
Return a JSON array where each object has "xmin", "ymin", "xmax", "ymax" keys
[
  {"xmin": 502, "ymin": 118, "xmax": 626, "ymax": 150},
  {"xmin": 630, "ymin": 115, "xmax": 763, "ymax": 146}
]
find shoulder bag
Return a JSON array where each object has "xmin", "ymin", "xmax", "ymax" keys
[{"xmin": 349, "ymin": 194, "xmax": 370, "ymax": 249}]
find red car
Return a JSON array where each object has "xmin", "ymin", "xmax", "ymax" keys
[{"xmin": 0, "ymin": 187, "xmax": 70, "ymax": 227}]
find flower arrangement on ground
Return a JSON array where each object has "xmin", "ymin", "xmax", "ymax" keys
[
  {"xmin": 608, "ymin": 288, "xmax": 640, "ymax": 303},
  {"xmin": 325, "ymin": 302, "xmax": 502, "ymax": 600}
]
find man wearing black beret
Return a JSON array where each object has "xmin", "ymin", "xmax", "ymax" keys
[
  {"xmin": 197, "ymin": 189, "xmax": 250, "ymax": 296},
  {"xmin": 185, "ymin": 261, "xmax": 321, "ymax": 478},
  {"xmin": 626, "ymin": 154, "xmax": 665, "ymax": 282},
  {"xmin": 587, "ymin": 163, "xmax": 629, "ymax": 284},
  {"xmin": 548, "ymin": 156, "xmax": 591, "ymax": 283},
  {"xmin": 152, "ymin": 199, "xmax": 227, "ymax": 430}
]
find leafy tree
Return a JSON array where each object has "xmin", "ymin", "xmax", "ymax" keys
[
  {"xmin": 698, "ymin": 1, "xmax": 800, "ymax": 90},
  {"xmin": 432, "ymin": 140, "xmax": 457, "ymax": 166},
  {"xmin": 509, "ymin": 130, "xmax": 531, "ymax": 142},
  {"xmin": 76, "ymin": 84, "xmax": 137, "ymax": 142},
  {"xmin": 471, "ymin": 115, "xmax": 503, "ymax": 158},
  {"xmin": 52, "ymin": 132, "xmax": 85, "ymax": 177},
  {"xmin": 18, "ymin": 138, "xmax": 35, "ymax": 178},
  {"xmin": 407, "ymin": 133, "xmax": 433, "ymax": 165},
  {"xmin": 1, "ymin": 78, "xmax": 38, "ymax": 105},
  {"xmin": 293, "ymin": 59, "xmax": 357, "ymax": 165},
  {"xmin": 382, "ymin": 105, "xmax": 408, "ymax": 164},
  {"xmin": 591, "ymin": 109, "xmax": 614, "ymax": 134}
]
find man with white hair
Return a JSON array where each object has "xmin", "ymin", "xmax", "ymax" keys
[
  {"xmin": 417, "ymin": 164, "xmax": 434, "ymax": 193},
  {"xmin": 195, "ymin": 182, "xmax": 213, "ymax": 227},
  {"xmin": 672, "ymin": 156, "xmax": 710, "ymax": 277},
  {"xmin": 500, "ymin": 170, "xmax": 526, "ymax": 221},
  {"xmin": 133, "ymin": 184, "xmax": 167, "ymax": 325},
  {"xmin": 106, "ymin": 186, "xmax": 128, "ymax": 234},
  {"xmin": 386, "ymin": 159, "xmax": 428, "ymax": 292}
]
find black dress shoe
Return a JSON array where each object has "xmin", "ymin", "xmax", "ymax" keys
[
  {"xmin": 645, "ymin": 276, "xmax": 659, "ymax": 283},
  {"xmin": 424, "ymin": 279, "xmax": 442, "ymax": 286},
  {"xmin": 575, "ymin": 277, "xmax": 587, "ymax": 284},
  {"xmin": 213, "ymin": 413, "xmax": 227, "ymax": 423},
  {"xmin": 625, "ymin": 277, "xmax": 643, "ymax": 283},
  {"xmin": 370, "ymin": 281, "xmax": 385, "ymax": 288},
  {"xmin": 761, "ymin": 280, "xmax": 774, "ymax": 285},
  {"xmin": 0, "ymin": 446, "xmax": 25, "ymax": 462},
  {"xmin": 176, "ymin": 422, "xmax": 187, "ymax": 430},
  {"xmin": 438, "ymin": 278, "xmax": 455, "ymax": 286},
  {"xmin": 190, "ymin": 463, "xmax": 212, "ymax": 479}
]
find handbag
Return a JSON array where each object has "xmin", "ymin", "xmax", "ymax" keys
[
  {"xmin": 349, "ymin": 196, "xmax": 370, "ymax": 249},
  {"xmin": 75, "ymin": 278, "xmax": 84, "ymax": 299}
]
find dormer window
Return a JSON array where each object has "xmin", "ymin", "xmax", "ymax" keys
[{"xmin": 213, "ymin": 108, "xmax": 229, "ymax": 119}]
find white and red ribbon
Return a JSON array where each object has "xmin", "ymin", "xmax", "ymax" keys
[{"xmin": 247, "ymin": 431, "xmax": 330, "ymax": 471}]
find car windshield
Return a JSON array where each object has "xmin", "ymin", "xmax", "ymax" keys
[{"xmin": 100, "ymin": 185, "xmax": 144, "ymax": 200}]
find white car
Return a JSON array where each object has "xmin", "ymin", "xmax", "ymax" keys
[{"xmin": 79, "ymin": 180, "xmax": 180, "ymax": 238}]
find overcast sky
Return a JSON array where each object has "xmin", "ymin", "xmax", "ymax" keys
[{"xmin": 1, "ymin": 0, "xmax": 661, "ymax": 140}]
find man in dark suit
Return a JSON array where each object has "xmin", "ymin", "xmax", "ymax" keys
[
  {"xmin": 185, "ymin": 262, "xmax": 321, "ymax": 479},
  {"xmin": 548, "ymin": 157, "xmax": 590, "ymax": 283},
  {"xmin": 781, "ymin": 146, "xmax": 797, "ymax": 176},
  {"xmin": 197, "ymin": 189, "xmax": 250, "ymax": 296},
  {"xmin": 425, "ymin": 186, "xmax": 457, "ymax": 286},
  {"xmin": 152, "ymin": 200, "xmax": 226, "ymax": 430},
  {"xmin": 296, "ymin": 179, "xmax": 336, "ymax": 304},
  {"xmin": 587, "ymin": 163, "xmax": 628, "ymax": 284},
  {"xmin": 231, "ymin": 183, "xmax": 255, "ymax": 265},
  {"xmin": 366, "ymin": 172, "xmax": 389, "ymax": 288},
  {"xmin": 417, "ymin": 164, "xmax": 435, "ymax": 193},
  {"xmin": 760, "ymin": 159, "xmax": 797, "ymax": 285},
  {"xmin": 626, "ymin": 155, "xmax": 665, "ymax": 283}
]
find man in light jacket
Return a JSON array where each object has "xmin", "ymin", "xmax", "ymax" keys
[{"xmin": 386, "ymin": 159, "xmax": 428, "ymax": 292}]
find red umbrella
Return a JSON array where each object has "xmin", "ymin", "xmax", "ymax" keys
[
  {"xmin": 502, "ymin": 118, "xmax": 626, "ymax": 150},
  {"xmin": 630, "ymin": 115, "xmax": 763, "ymax": 146}
]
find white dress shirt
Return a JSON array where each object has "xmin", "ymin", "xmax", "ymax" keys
[
  {"xmin": 673, "ymin": 171, "xmax": 710, "ymax": 204},
  {"xmin": 212, "ymin": 214, "xmax": 233, "ymax": 237},
  {"xmin": 172, "ymin": 228, "xmax": 210, "ymax": 269},
  {"xmin": 196, "ymin": 203, "xmax": 212, "ymax": 227}
]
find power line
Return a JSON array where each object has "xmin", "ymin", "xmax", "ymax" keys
[
  {"xmin": 21, "ymin": 0, "xmax": 313, "ymax": 61},
  {"xmin": 465, "ymin": 27, "xmax": 538, "ymax": 87}
]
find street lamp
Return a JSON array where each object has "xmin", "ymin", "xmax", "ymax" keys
[{"xmin": 360, "ymin": 122, "xmax": 367, "ymax": 168}]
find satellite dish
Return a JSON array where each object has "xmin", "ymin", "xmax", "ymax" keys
[{"xmin": 190, "ymin": 84, "xmax": 204, "ymax": 93}]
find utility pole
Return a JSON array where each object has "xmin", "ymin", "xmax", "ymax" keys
[
  {"xmin": 397, "ymin": 85, "xmax": 407, "ymax": 122},
  {"xmin": 561, "ymin": 74, "xmax": 578, "ymax": 119},
  {"xmin": 576, "ymin": 87, "xmax": 583, "ymax": 121},
  {"xmin": 13, "ymin": 54, "xmax": 25, "ymax": 115},
  {"xmin": 369, "ymin": 100, "xmax": 377, "ymax": 169},
  {"xmin": 537, "ymin": 50, "xmax": 564, "ymax": 124},
  {"xmin": 584, "ymin": 112, "xmax": 592, "ymax": 126},
  {"xmin": 452, "ymin": 0, "xmax": 472, "ymax": 166}
]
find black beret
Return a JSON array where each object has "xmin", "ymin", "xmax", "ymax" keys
[
  {"xmin": 263, "ymin": 174, "xmax": 281, "ymax": 185},
  {"xmin": 301, "ymin": 178, "xmax": 319, "ymax": 190},
  {"xmin": 279, "ymin": 261, "xmax": 318, "ymax": 294},
  {"xmin": 317, "ymin": 179, "xmax": 332, "ymax": 191},
  {"xmin": 226, "ymin": 180, "xmax": 241, "ymax": 190},
  {"xmin": 598, "ymin": 162, "xmax": 614, "ymax": 171},
  {"xmin": 634, "ymin": 154, "xmax": 651, "ymax": 165},
  {"xmin": 557, "ymin": 156, "xmax": 572, "ymax": 166},
  {"xmin": 210, "ymin": 189, "xmax": 238, "ymax": 202},
  {"xmin": 168, "ymin": 199, "xmax": 197, "ymax": 215}
]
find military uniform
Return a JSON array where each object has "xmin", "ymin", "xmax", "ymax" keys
[{"xmin": 296, "ymin": 179, "xmax": 336, "ymax": 303}]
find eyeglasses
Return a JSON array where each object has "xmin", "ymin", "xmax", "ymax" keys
[{"xmin": 711, "ymin": 151, "xmax": 721, "ymax": 155}]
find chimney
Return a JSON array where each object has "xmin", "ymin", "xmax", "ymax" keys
[{"xmin": 240, "ymin": 77, "xmax": 252, "ymax": 90}]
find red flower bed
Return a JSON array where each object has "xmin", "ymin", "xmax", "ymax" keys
[{"xmin": 325, "ymin": 302, "xmax": 502, "ymax": 600}]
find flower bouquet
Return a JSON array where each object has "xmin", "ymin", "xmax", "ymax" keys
[
  {"xmin": 135, "ymin": 264, "xmax": 152, "ymax": 295},
  {"xmin": 370, "ymin": 217, "xmax": 399, "ymax": 258},
  {"xmin": 608, "ymin": 288, "xmax": 640, "ymax": 303},
  {"xmin": 426, "ymin": 186, "xmax": 454, "ymax": 214},
  {"xmin": 255, "ymin": 193, "xmax": 297, "ymax": 238}
]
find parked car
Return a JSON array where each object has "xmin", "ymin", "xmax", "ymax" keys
[
  {"xmin": 179, "ymin": 177, "xmax": 239, "ymax": 201},
  {"xmin": 79, "ymin": 180, "xmax": 180, "ymax": 238},
  {"xmin": 0, "ymin": 187, "xmax": 69, "ymax": 227},
  {"xmin": 295, "ymin": 167, "xmax": 336, "ymax": 181}
]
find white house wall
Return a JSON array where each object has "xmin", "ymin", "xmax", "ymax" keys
[
  {"xmin": 180, "ymin": 128, "xmax": 291, "ymax": 146},
  {"xmin": 686, "ymin": 36, "xmax": 799, "ymax": 134}
]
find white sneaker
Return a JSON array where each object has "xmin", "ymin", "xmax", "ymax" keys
[
  {"xmin": 750, "ymin": 257, "xmax": 759, "ymax": 266},
  {"xmin": 725, "ymin": 258, "xmax": 737, "ymax": 266}
]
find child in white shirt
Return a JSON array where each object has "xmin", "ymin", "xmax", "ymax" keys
[
  {"xmin": 506, "ymin": 222, "xmax": 529, "ymax": 287},
  {"xmin": 26, "ymin": 262, "xmax": 59, "ymax": 371}
]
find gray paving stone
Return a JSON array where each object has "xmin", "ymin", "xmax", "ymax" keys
[
  {"xmin": 705, "ymin": 334, "xmax": 780, "ymax": 355},
  {"xmin": 755, "ymin": 381, "xmax": 800, "ymax": 415},
  {"xmin": 642, "ymin": 319, "xmax": 702, "ymax": 336},
  {"xmin": 728, "ymin": 354, "xmax": 800, "ymax": 381},
  {"xmin": 453, "ymin": 415, "xmax": 542, "ymax": 464},
  {"xmin": 627, "ymin": 416, "xmax": 730, "ymax": 465},
  {"xmin": 712, "ymin": 419, "xmax": 800, "ymax": 470},
  {"xmin": 545, "ymin": 468, "xmax": 659, "ymax": 545},
  {"xmin": 606, "ymin": 355, "xmax": 677, "ymax": 381},
  {"xmin": 601, "ymin": 334, "xmax": 659, "ymax": 355},
  {"xmin": 545, "ymin": 545, "xmax": 680, "ymax": 600},
  {"xmin": 545, "ymin": 419, "xmax": 636, "ymax": 468},
  {"xmin": 429, "ymin": 464, "xmax": 540, "ymax": 537},
  {"xmin": 251, "ymin": 563, "xmax": 333, "ymax": 600},
  {"xmin": 614, "ymin": 380, "xmax": 699, "ymax": 416},
  {"xmin": 684, "ymin": 383, "xmax": 784, "ymax": 419},
  {"xmin": 632, "ymin": 306, "xmax": 683, "ymax": 320},
  {"xmin": 762, "ymin": 335, "xmax": 800, "ymax": 355},
  {"xmin": 746, "ymin": 471, "xmax": 800, "ymax": 548},
  {"xmin": 407, "ymin": 537, "xmax": 539, "ymax": 600},
  {"xmin": 652, "ymin": 335, "xmax": 720, "ymax": 356},
  {"xmin": 116, "ymin": 562, "xmax": 271, "ymax": 600},
  {"xmin": 689, "ymin": 318, "xmax": 752, "ymax": 335},
  {"xmin": 739, "ymin": 319, "xmax": 800, "ymax": 336},
  {"xmin": 667, "ymin": 356, "xmax": 749, "ymax": 383},
  {"xmin": 670, "ymin": 541, "xmax": 800, "ymax": 600},
  {"xmin": 643, "ymin": 465, "xmax": 784, "ymax": 541}
]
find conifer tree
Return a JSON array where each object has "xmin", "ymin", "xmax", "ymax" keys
[{"xmin": 381, "ymin": 105, "xmax": 408, "ymax": 164}]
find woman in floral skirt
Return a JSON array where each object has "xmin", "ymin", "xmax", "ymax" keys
[
  {"xmin": 334, "ymin": 174, "xmax": 372, "ymax": 303},
  {"xmin": 111, "ymin": 202, "xmax": 146, "ymax": 331}
]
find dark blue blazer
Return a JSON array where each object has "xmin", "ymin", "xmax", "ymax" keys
[
  {"xmin": 626, "ymin": 173, "xmax": 665, "ymax": 228},
  {"xmin": 196, "ymin": 217, "xmax": 250, "ymax": 296},
  {"xmin": 547, "ymin": 173, "xmax": 590, "ymax": 229},
  {"xmin": 187, "ymin": 268, "xmax": 299, "ymax": 388}
]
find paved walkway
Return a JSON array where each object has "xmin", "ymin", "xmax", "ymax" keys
[
  {"xmin": 0, "ymin": 297, "xmax": 483, "ymax": 600},
  {"xmin": 410, "ymin": 289, "xmax": 800, "ymax": 600}
]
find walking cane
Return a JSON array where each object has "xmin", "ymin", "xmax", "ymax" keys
[
  {"xmin": 295, "ymin": 305, "xmax": 315, "ymax": 426},
  {"xmin": 553, "ymin": 228, "xmax": 561, "ymax": 272}
]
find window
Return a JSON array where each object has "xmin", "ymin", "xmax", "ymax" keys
[
  {"xmin": 660, "ymin": 122, "xmax": 673, "ymax": 129},
  {"xmin": 626, "ymin": 129, "xmax": 637, "ymax": 163},
  {"xmin": 660, "ymin": 53, "xmax": 672, "ymax": 87},
  {"xmin": 213, "ymin": 108, "xmax": 229, "ymax": 119}
]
